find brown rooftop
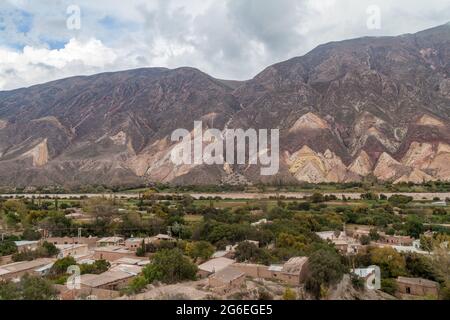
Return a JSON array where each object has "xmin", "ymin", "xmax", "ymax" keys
[
  {"xmin": 282, "ymin": 257, "xmax": 308, "ymax": 274},
  {"xmin": 397, "ymin": 277, "xmax": 440, "ymax": 288},
  {"xmin": 210, "ymin": 266, "xmax": 244, "ymax": 283}
]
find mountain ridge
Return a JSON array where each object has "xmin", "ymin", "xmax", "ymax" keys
[{"xmin": 1, "ymin": 23, "xmax": 450, "ymax": 187}]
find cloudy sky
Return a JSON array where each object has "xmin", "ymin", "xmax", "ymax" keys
[{"xmin": 0, "ymin": 0, "xmax": 449, "ymax": 90}]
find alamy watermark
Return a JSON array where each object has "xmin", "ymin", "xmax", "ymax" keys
[
  {"xmin": 67, "ymin": 5, "xmax": 81, "ymax": 30},
  {"xmin": 365, "ymin": 265, "xmax": 381, "ymax": 290},
  {"xmin": 366, "ymin": 5, "xmax": 381, "ymax": 30},
  {"xmin": 170, "ymin": 121, "xmax": 280, "ymax": 176}
]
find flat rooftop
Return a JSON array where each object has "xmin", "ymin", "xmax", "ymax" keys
[{"xmin": 198, "ymin": 257, "xmax": 235, "ymax": 273}]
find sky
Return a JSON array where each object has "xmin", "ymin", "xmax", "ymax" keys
[{"xmin": 0, "ymin": 0, "xmax": 449, "ymax": 90}]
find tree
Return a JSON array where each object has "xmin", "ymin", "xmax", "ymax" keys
[
  {"xmin": 370, "ymin": 247, "xmax": 406, "ymax": 278},
  {"xmin": 125, "ymin": 276, "xmax": 148, "ymax": 295},
  {"xmin": 83, "ymin": 197, "xmax": 116, "ymax": 220},
  {"xmin": 360, "ymin": 193, "xmax": 379, "ymax": 201},
  {"xmin": 0, "ymin": 280, "xmax": 21, "ymax": 300},
  {"xmin": 136, "ymin": 240, "xmax": 147, "ymax": 257},
  {"xmin": 19, "ymin": 274, "xmax": 57, "ymax": 300},
  {"xmin": 305, "ymin": 249, "xmax": 347, "ymax": 299},
  {"xmin": 22, "ymin": 228, "xmax": 41, "ymax": 241},
  {"xmin": 369, "ymin": 229, "xmax": 380, "ymax": 241},
  {"xmin": 1, "ymin": 275, "xmax": 57, "ymax": 300},
  {"xmin": 405, "ymin": 218, "xmax": 424, "ymax": 239},
  {"xmin": 283, "ymin": 288, "xmax": 297, "ymax": 300},
  {"xmin": 360, "ymin": 235, "xmax": 371, "ymax": 245},
  {"xmin": 80, "ymin": 260, "xmax": 110, "ymax": 275},
  {"xmin": 310, "ymin": 193, "xmax": 325, "ymax": 203},
  {"xmin": 142, "ymin": 249, "xmax": 197, "ymax": 284},
  {"xmin": 234, "ymin": 241, "xmax": 273, "ymax": 265},
  {"xmin": 0, "ymin": 240, "xmax": 18, "ymax": 256},
  {"xmin": 380, "ymin": 278, "xmax": 397, "ymax": 296},
  {"xmin": 187, "ymin": 241, "xmax": 215, "ymax": 262},
  {"xmin": 388, "ymin": 195, "xmax": 413, "ymax": 206},
  {"xmin": 41, "ymin": 241, "xmax": 59, "ymax": 257},
  {"xmin": 404, "ymin": 253, "xmax": 439, "ymax": 282},
  {"xmin": 420, "ymin": 235, "xmax": 434, "ymax": 252},
  {"xmin": 50, "ymin": 256, "xmax": 77, "ymax": 277}
]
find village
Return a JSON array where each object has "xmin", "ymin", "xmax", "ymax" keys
[{"xmin": 0, "ymin": 191, "xmax": 449, "ymax": 300}]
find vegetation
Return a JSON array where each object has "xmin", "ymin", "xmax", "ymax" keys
[
  {"xmin": 305, "ymin": 248, "xmax": 347, "ymax": 299},
  {"xmin": 0, "ymin": 275, "xmax": 57, "ymax": 300},
  {"xmin": 1, "ymin": 184, "xmax": 450, "ymax": 300},
  {"xmin": 142, "ymin": 249, "xmax": 198, "ymax": 284}
]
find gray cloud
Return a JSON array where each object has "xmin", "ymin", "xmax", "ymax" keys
[{"xmin": 0, "ymin": 0, "xmax": 449, "ymax": 89}]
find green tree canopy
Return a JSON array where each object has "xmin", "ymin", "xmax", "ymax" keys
[{"xmin": 142, "ymin": 249, "xmax": 197, "ymax": 284}]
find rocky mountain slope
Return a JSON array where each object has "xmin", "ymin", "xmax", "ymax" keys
[{"xmin": 0, "ymin": 23, "xmax": 449, "ymax": 187}]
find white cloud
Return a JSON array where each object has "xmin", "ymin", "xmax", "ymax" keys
[
  {"xmin": 0, "ymin": 38, "xmax": 118, "ymax": 89},
  {"xmin": 0, "ymin": 0, "xmax": 449, "ymax": 90}
]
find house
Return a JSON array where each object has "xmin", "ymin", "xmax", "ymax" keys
[
  {"xmin": 233, "ymin": 256, "xmax": 309, "ymax": 286},
  {"xmin": 112, "ymin": 257, "xmax": 150, "ymax": 267},
  {"xmin": 56, "ymin": 244, "xmax": 89, "ymax": 258},
  {"xmin": 197, "ymin": 257, "xmax": 236, "ymax": 278},
  {"xmin": 345, "ymin": 225, "xmax": 371, "ymax": 239},
  {"xmin": 125, "ymin": 238, "xmax": 144, "ymax": 251},
  {"xmin": 379, "ymin": 234, "xmax": 414, "ymax": 246},
  {"xmin": 208, "ymin": 266, "xmax": 246, "ymax": 294},
  {"xmin": 316, "ymin": 231, "xmax": 362, "ymax": 255},
  {"xmin": 14, "ymin": 240, "xmax": 39, "ymax": 253},
  {"xmin": 148, "ymin": 234, "xmax": 175, "ymax": 244},
  {"xmin": 316, "ymin": 231, "xmax": 343, "ymax": 241},
  {"xmin": 226, "ymin": 240, "xmax": 260, "ymax": 253},
  {"xmin": 93, "ymin": 246, "xmax": 136, "ymax": 262},
  {"xmin": 55, "ymin": 284, "xmax": 120, "ymax": 300},
  {"xmin": 80, "ymin": 264, "xmax": 142, "ymax": 291},
  {"xmin": 212, "ymin": 250, "xmax": 234, "ymax": 259},
  {"xmin": 392, "ymin": 240, "xmax": 431, "ymax": 255},
  {"xmin": 44, "ymin": 236, "xmax": 99, "ymax": 249},
  {"xmin": 124, "ymin": 238, "xmax": 155, "ymax": 251},
  {"xmin": 80, "ymin": 271, "xmax": 136, "ymax": 291},
  {"xmin": 0, "ymin": 258, "xmax": 55, "ymax": 280},
  {"xmin": 96, "ymin": 237, "xmax": 124, "ymax": 247},
  {"xmin": 396, "ymin": 277, "xmax": 440, "ymax": 298}
]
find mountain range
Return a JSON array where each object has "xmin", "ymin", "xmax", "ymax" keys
[{"xmin": 0, "ymin": 23, "xmax": 449, "ymax": 187}]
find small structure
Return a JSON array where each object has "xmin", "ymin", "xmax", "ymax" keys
[
  {"xmin": 93, "ymin": 246, "xmax": 136, "ymax": 262},
  {"xmin": 197, "ymin": 257, "xmax": 235, "ymax": 278},
  {"xmin": 55, "ymin": 284, "xmax": 120, "ymax": 300},
  {"xmin": 0, "ymin": 258, "xmax": 55, "ymax": 280},
  {"xmin": 212, "ymin": 250, "xmax": 234, "ymax": 259},
  {"xmin": 96, "ymin": 237, "xmax": 124, "ymax": 247},
  {"xmin": 14, "ymin": 240, "xmax": 39, "ymax": 253},
  {"xmin": 392, "ymin": 240, "xmax": 431, "ymax": 255},
  {"xmin": 44, "ymin": 236, "xmax": 99, "ymax": 249},
  {"xmin": 56, "ymin": 244, "xmax": 89, "ymax": 258},
  {"xmin": 112, "ymin": 257, "xmax": 150, "ymax": 267},
  {"xmin": 125, "ymin": 238, "xmax": 145, "ymax": 251},
  {"xmin": 234, "ymin": 256, "xmax": 309, "ymax": 286},
  {"xmin": 396, "ymin": 277, "xmax": 440, "ymax": 298},
  {"xmin": 208, "ymin": 266, "xmax": 245, "ymax": 294},
  {"xmin": 316, "ymin": 231, "xmax": 343, "ymax": 241},
  {"xmin": 379, "ymin": 234, "xmax": 414, "ymax": 246},
  {"xmin": 316, "ymin": 231, "xmax": 362, "ymax": 255},
  {"xmin": 148, "ymin": 234, "xmax": 175, "ymax": 244},
  {"xmin": 80, "ymin": 264, "xmax": 142, "ymax": 291}
]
